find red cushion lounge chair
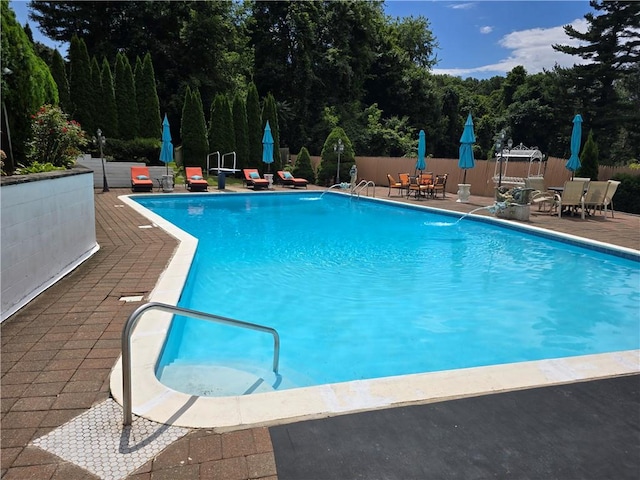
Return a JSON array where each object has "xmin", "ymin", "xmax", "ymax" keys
[
  {"xmin": 243, "ymin": 169, "xmax": 270, "ymax": 190},
  {"xmin": 131, "ymin": 166, "xmax": 154, "ymax": 192},
  {"xmin": 185, "ymin": 167, "xmax": 208, "ymax": 192},
  {"xmin": 277, "ymin": 170, "xmax": 308, "ymax": 188}
]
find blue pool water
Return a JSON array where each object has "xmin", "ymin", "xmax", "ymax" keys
[{"xmin": 135, "ymin": 192, "xmax": 640, "ymax": 396}]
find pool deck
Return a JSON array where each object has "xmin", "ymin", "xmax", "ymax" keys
[{"xmin": 1, "ymin": 183, "xmax": 639, "ymax": 479}]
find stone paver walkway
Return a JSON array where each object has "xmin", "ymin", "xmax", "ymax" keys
[{"xmin": 1, "ymin": 183, "xmax": 638, "ymax": 479}]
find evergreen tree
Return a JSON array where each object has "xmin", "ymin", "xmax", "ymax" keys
[
  {"xmin": 136, "ymin": 53, "xmax": 162, "ymax": 138},
  {"xmin": 208, "ymin": 94, "xmax": 235, "ymax": 159},
  {"xmin": 553, "ymin": 1, "xmax": 640, "ymax": 162},
  {"xmin": 89, "ymin": 56, "xmax": 102, "ymax": 135},
  {"xmin": 318, "ymin": 127, "xmax": 354, "ymax": 186},
  {"xmin": 232, "ymin": 93, "xmax": 249, "ymax": 169},
  {"xmin": 577, "ymin": 129, "xmax": 599, "ymax": 180},
  {"xmin": 261, "ymin": 92, "xmax": 281, "ymax": 169},
  {"xmin": 114, "ymin": 52, "xmax": 138, "ymax": 139},
  {"xmin": 293, "ymin": 146, "xmax": 315, "ymax": 183},
  {"xmin": 100, "ymin": 57, "xmax": 118, "ymax": 138},
  {"xmin": 181, "ymin": 87, "xmax": 209, "ymax": 168},
  {"xmin": 246, "ymin": 82, "xmax": 262, "ymax": 169},
  {"xmin": 50, "ymin": 49, "xmax": 70, "ymax": 113},
  {"xmin": 1, "ymin": 0, "xmax": 58, "ymax": 170},
  {"xmin": 68, "ymin": 35, "xmax": 93, "ymax": 134}
]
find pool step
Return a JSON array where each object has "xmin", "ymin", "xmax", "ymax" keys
[{"xmin": 159, "ymin": 363, "xmax": 275, "ymax": 397}]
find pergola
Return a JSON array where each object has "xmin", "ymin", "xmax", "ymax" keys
[{"xmin": 493, "ymin": 143, "xmax": 545, "ymax": 186}]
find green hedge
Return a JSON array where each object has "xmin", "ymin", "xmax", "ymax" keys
[
  {"xmin": 610, "ymin": 173, "xmax": 640, "ymax": 214},
  {"xmin": 103, "ymin": 137, "xmax": 161, "ymax": 164}
]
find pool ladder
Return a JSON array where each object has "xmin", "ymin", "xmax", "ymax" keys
[
  {"xmin": 121, "ymin": 302, "xmax": 280, "ymax": 425},
  {"xmin": 352, "ymin": 180, "xmax": 376, "ymax": 198}
]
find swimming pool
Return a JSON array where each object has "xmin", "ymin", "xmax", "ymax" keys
[{"xmin": 133, "ymin": 192, "xmax": 640, "ymax": 398}]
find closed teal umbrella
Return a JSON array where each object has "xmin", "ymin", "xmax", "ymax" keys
[
  {"xmin": 262, "ymin": 120, "xmax": 274, "ymax": 173},
  {"xmin": 159, "ymin": 114, "xmax": 173, "ymax": 175},
  {"xmin": 458, "ymin": 113, "xmax": 476, "ymax": 184},
  {"xmin": 566, "ymin": 114, "xmax": 583, "ymax": 178},
  {"xmin": 415, "ymin": 129, "xmax": 426, "ymax": 174}
]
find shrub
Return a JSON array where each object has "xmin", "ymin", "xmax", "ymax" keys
[
  {"xmin": 104, "ymin": 137, "xmax": 161, "ymax": 163},
  {"xmin": 293, "ymin": 146, "xmax": 315, "ymax": 183},
  {"xmin": 26, "ymin": 104, "xmax": 88, "ymax": 168},
  {"xmin": 16, "ymin": 161, "xmax": 64, "ymax": 174},
  {"xmin": 610, "ymin": 173, "xmax": 640, "ymax": 214}
]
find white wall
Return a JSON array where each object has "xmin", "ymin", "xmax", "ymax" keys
[{"xmin": 1, "ymin": 169, "xmax": 99, "ymax": 321}]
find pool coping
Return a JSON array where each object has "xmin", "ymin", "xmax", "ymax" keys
[{"xmin": 110, "ymin": 192, "xmax": 640, "ymax": 431}]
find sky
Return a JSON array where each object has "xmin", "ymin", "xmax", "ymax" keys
[
  {"xmin": 10, "ymin": 0, "xmax": 593, "ymax": 79},
  {"xmin": 384, "ymin": 0, "xmax": 592, "ymax": 78}
]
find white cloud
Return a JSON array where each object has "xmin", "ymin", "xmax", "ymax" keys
[
  {"xmin": 480, "ymin": 26, "xmax": 493, "ymax": 34},
  {"xmin": 449, "ymin": 2, "xmax": 476, "ymax": 10},
  {"xmin": 434, "ymin": 18, "xmax": 590, "ymax": 78}
]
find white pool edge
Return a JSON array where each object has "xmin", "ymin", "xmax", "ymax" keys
[{"xmin": 110, "ymin": 192, "xmax": 640, "ymax": 431}]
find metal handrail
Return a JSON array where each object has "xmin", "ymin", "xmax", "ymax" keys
[
  {"xmin": 353, "ymin": 180, "xmax": 376, "ymax": 197},
  {"xmin": 121, "ymin": 301, "xmax": 280, "ymax": 425}
]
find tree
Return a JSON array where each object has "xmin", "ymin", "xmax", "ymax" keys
[
  {"xmin": 577, "ymin": 130, "xmax": 599, "ymax": 180},
  {"xmin": 114, "ymin": 52, "xmax": 138, "ymax": 140},
  {"xmin": 1, "ymin": 0, "xmax": 58, "ymax": 170},
  {"xmin": 99, "ymin": 58, "xmax": 118, "ymax": 138},
  {"xmin": 553, "ymin": 1, "xmax": 640, "ymax": 163},
  {"xmin": 261, "ymin": 92, "xmax": 281, "ymax": 169},
  {"xmin": 136, "ymin": 53, "xmax": 162, "ymax": 139},
  {"xmin": 180, "ymin": 87, "xmax": 209, "ymax": 168},
  {"xmin": 293, "ymin": 146, "xmax": 315, "ymax": 183},
  {"xmin": 208, "ymin": 94, "xmax": 235, "ymax": 160},
  {"xmin": 68, "ymin": 35, "xmax": 93, "ymax": 134},
  {"xmin": 89, "ymin": 56, "xmax": 102, "ymax": 136},
  {"xmin": 246, "ymin": 82, "xmax": 262, "ymax": 169},
  {"xmin": 232, "ymin": 93, "xmax": 249, "ymax": 170},
  {"xmin": 317, "ymin": 127, "xmax": 354, "ymax": 186},
  {"xmin": 50, "ymin": 49, "xmax": 70, "ymax": 113}
]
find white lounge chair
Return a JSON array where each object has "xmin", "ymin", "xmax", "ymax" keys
[{"xmin": 558, "ymin": 180, "xmax": 587, "ymax": 219}]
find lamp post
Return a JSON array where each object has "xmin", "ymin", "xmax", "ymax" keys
[
  {"xmin": 495, "ymin": 130, "xmax": 512, "ymax": 188},
  {"xmin": 333, "ymin": 138, "xmax": 344, "ymax": 184},
  {"xmin": 93, "ymin": 129, "xmax": 109, "ymax": 192}
]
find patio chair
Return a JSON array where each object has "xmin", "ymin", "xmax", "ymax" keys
[
  {"xmin": 525, "ymin": 177, "xmax": 557, "ymax": 213},
  {"xmin": 243, "ymin": 169, "xmax": 270, "ymax": 190},
  {"xmin": 185, "ymin": 167, "xmax": 209, "ymax": 192},
  {"xmin": 398, "ymin": 173, "xmax": 411, "ymax": 196},
  {"xmin": 387, "ymin": 174, "xmax": 404, "ymax": 197},
  {"xmin": 602, "ymin": 180, "xmax": 621, "ymax": 218},
  {"xmin": 419, "ymin": 173, "xmax": 435, "ymax": 197},
  {"xmin": 558, "ymin": 180, "xmax": 587, "ymax": 219},
  {"xmin": 582, "ymin": 181, "xmax": 609, "ymax": 217},
  {"xmin": 277, "ymin": 170, "xmax": 308, "ymax": 188},
  {"xmin": 407, "ymin": 175, "xmax": 429, "ymax": 199},
  {"xmin": 131, "ymin": 166, "xmax": 154, "ymax": 192},
  {"xmin": 432, "ymin": 174, "xmax": 448, "ymax": 199}
]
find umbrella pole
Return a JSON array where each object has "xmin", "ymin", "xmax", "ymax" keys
[{"xmin": 462, "ymin": 170, "xmax": 467, "ymax": 184}]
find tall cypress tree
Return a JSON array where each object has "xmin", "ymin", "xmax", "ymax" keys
[
  {"xmin": 50, "ymin": 49, "xmax": 70, "ymax": 113},
  {"xmin": 181, "ymin": 87, "xmax": 209, "ymax": 168},
  {"xmin": 293, "ymin": 146, "xmax": 315, "ymax": 182},
  {"xmin": 208, "ymin": 94, "xmax": 234, "ymax": 158},
  {"xmin": 246, "ymin": 82, "xmax": 262, "ymax": 169},
  {"xmin": 114, "ymin": 52, "xmax": 138, "ymax": 139},
  {"xmin": 136, "ymin": 53, "xmax": 162, "ymax": 139},
  {"xmin": 262, "ymin": 92, "xmax": 281, "ymax": 169},
  {"xmin": 68, "ymin": 35, "xmax": 93, "ymax": 133},
  {"xmin": 100, "ymin": 57, "xmax": 118, "ymax": 138},
  {"xmin": 232, "ymin": 93, "xmax": 249, "ymax": 169},
  {"xmin": 89, "ymin": 56, "xmax": 102, "ymax": 135}
]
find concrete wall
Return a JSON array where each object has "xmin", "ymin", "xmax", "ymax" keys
[{"xmin": 1, "ymin": 167, "xmax": 99, "ymax": 321}]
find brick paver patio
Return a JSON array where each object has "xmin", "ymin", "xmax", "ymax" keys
[{"xmin": 1, "ymin": 183, "xmax": 638, "ymax": 479}]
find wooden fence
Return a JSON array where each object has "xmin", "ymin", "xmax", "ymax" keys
[{"xmin": 303, "ymin": 155, "xmax": 636, "ymax": 198}]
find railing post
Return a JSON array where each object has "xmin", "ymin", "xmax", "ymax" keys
[{"xmin": 121, "ymin": 302, "xmax": 280, "ymax": 426}]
